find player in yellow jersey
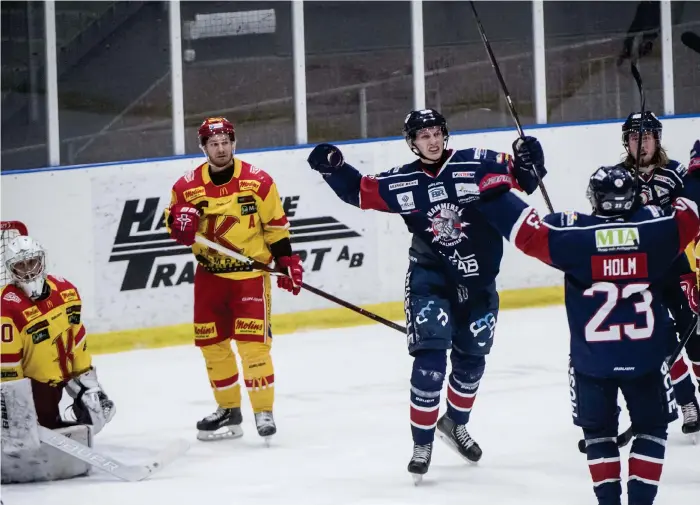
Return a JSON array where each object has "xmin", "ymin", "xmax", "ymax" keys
[
  {"xmin": 1, "ymin": 236, "xmax": 115, "ymax": 483},
  {"xmin": 166, "ymin": 117, "xmax": 303, "ymax": 442}
]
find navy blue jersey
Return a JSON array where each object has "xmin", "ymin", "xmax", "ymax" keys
[
  {"xmin": 617, "ymin": 158, "xmax": 687, "ymax": 208},
  {"xmin": 480, "ymin": 189, "xmax": 700, "ymax": 378},
  {"xmin": 320, "ymin": 148, "xmax": 512, "ymax": 291}
]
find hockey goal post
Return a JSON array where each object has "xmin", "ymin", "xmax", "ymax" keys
[{"xmin": 1, "ymin": 221, "xmax": 28, "ymax": 287}]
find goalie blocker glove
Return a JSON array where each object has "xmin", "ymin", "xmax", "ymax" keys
[{"xmin": 65, "ymin": 367, "xmax": 115, "ymax": 434}]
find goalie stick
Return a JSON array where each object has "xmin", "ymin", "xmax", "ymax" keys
[
  {"xmin": 468, "ymin": 0, "xmax": 554, "ymax": 214},
  {"xmin": 194, "ymin": 236, "xmax": 407, "ymax": 334},
  {"xmin": 38, "ymin": 425, "xmax": 189, "ymax": 482}
]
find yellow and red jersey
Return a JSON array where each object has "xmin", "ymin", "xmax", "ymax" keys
[
  {"xmin": 166, "ymin": 158, "xmax": 291, "ymax": 280},
  {"xmin": 0, "ymin": 275, "xmax": 91, "ymax": 384}
]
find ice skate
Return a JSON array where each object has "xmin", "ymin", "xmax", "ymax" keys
[
  {"xmin": 196, "ymin": 407, "xmax": 243, "ymax": 441},
  {"xmin": 254, "ymin": 411, "xmax": 276, "ymax": 446},
  {"xmin": 437, "ymin": 414, "xmax": 482, "ymax": 463},
  {"xmin": 407, "ymin": 443, "xmax": 432, "ymax": 485},
  {"xmin": 680, "ymin": 398, "xmax": 700, "ymax": 443}
]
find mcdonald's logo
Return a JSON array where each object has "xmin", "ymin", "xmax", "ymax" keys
[{"xmin": 220, "ymin": 187, "xmax": 229, "ymax": 196}]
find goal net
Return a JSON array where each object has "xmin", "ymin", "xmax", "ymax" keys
[{"xmin": 1, "ymin": 221, "xmax": 28, "ymax": 287}]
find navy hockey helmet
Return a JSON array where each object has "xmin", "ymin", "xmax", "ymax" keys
[
  {"xmin": 403, "ymin": 109, "xmax": 448, "ymax": 140},
  {"xmin": 403, "ymin": 109, "xmax": 449, "ymax": 158},
  {"xmin": 586, "ymin": 166, "xmax": 637, "ymax": 217},
  {"xmin": 622, "ymin": 111, "xmax": 662, "ymax": 149}
]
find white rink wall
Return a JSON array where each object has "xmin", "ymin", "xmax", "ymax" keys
[{"xmin": 2, "ymin": 116, "xmax": 699, "ymax": 334}]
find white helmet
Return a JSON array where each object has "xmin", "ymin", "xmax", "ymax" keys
[{"xmin": 5, "ymin": 236, "xmax": 47, "ymax": 299}]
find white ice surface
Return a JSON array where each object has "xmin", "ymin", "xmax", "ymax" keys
[{"xmin": 2, "ymin": 306, "xmax": 699, "ymax": 505}]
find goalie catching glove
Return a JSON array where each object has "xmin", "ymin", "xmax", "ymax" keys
[
  {"xmin": 65, "ymin": 367, "xmax": 115, "ymax": 435},
  {"xmin": 168, "ymin": 203, "xmax": 201, "ymax": 246}
]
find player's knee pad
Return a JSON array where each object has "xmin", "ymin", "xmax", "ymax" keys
[
  {"xmin": 236, "ymin": 341, "xmax": 274, "ymax": 388},
  {"xmin": 411, "ymin": 349, "xmax": 447, "ymax": 393},
  {"xmin": 200, "ymin": 340, "xmax": 236, "ymax": 368},
  {"xmin": 450, "ymin": 349, "xmax": 485, "ymax": 384}
]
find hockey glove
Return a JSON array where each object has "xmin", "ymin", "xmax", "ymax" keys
[
  {"xmin": 65, "ymin": 367, "xmax": 115, "ymax": 435},
  {"xmin": 680, "ymin": 272, "xmax": 699, "ymax": 314},
  {"xmin": 168, "ymin": 203, "xmax": 201, "ymax": 246},
  {"xmin": 690, "ymin": 140, "xmax": 700, "ymax": 174},
  {"xmin": 512, "ymin": 136, "xmax": 547, "ymax": 195},
  {"xmin": 308, "ymin": 143, "xmax": 345, "ymax": 175},
  {"xmin": 276, "ymin": 255, "xmax": 304, "ymax": 295},
  {"xmin": 637, "ymin": 185, "xmax": 653, "ymax": 206},
  {"xmin": 476, "ymin": 160, "xmax": 515, "ymax": 201}
]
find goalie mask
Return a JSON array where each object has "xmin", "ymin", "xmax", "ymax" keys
[{"xmin": 5, "ymin": 236, "xmax": 47, "ymax": 300}]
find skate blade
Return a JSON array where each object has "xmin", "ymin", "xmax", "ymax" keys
[
  {"xmin": 262, "ymin": 436, "xmax": 273, "ymax": 447},
  {"xmin": 411, "ymin": 473, "xmax": 423, "ymax": 486},
  {"xmin": 684, "ymin": 431, "xmax": 699, "ymax": 445},
  {"xmin": 437, "ymin": 431, "xmax": 479, "ymax": 465},
  {"xmin": 196, "ymin": 425, "xmax": 243, "ymax": 442}
]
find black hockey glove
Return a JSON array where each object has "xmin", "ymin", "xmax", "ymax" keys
[
  {"xmin": 307, "ymin": 143, "xmax": 345, "ymax": 175},
  {"xmin": 512, "ymin": 136, "xmax": 547, "ymax": 195}
]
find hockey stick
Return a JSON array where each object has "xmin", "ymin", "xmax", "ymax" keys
[
  {"xmin": 578, "ymin": 318, "xmax": 700, "ymax": 454},
  {"xmin": 38, "ymin": 425, "xmax": 189, "ymax": 482},
  {"xmin": 468, "ymin": 1, "xmax": 554, "ymax": 214},
  {"xmin": 194, "ymin": 236, "xmax": 407, "ymax": 333},
  {"xmin": 630, "ymin": 59, "xmax": 646, "ymax": 201},
  {"xmin": 681, "ymin": 31, "xmax": 700, "ymax": 54}
]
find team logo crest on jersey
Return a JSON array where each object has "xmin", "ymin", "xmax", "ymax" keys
[
  {"xmin": 426, "ymin": 203, "xmax": 468, "ymax": 246},
  {"xmin": 2, "ymin": 292, "xmax": 21, "ymax": 303}
]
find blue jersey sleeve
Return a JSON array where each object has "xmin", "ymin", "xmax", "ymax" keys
[{"xmin": 320, "ymin": 162, "xmax": 399, "ymax": 212}]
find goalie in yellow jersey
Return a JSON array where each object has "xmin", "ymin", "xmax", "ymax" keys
[
  {"xmin": 166, "ymin": 117, "xmax": 303, "ymax": 442},
  {"xmin": 1, "ymin": 236, "xmax": 115, "ymax": 482}
]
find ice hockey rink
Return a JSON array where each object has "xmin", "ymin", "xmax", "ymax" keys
[{"xmin": 2, "ymin": 305, "xmax": 699, "ymax": 505}]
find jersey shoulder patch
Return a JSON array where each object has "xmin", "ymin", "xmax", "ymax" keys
[{"xmin": 669, "ymin": 159, "xmax": 688, "ymax": 178}]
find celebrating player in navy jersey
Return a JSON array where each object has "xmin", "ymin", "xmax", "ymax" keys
[
  {"xmin": 609, "ymin": 112, "xmax": 699, "ymax": 436},
  {"xmin": 473, "ymin": 141, "xmax": 700, "ymax": 505},
  {"xmin": 307, "ymin": 109, "xmax": 545, "ymax": 482}
]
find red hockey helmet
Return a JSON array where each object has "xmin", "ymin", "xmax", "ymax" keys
[{"xmin": 198, "ymin": 117, "xmax": 235, "ymax": 146}]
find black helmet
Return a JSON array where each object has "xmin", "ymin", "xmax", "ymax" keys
[
  {"xmin": 403, "ymin": 109, "xmax": 448, "ymax": 139},
  {"xmin": 622, "ymin": 111, "xmax": 662, "ymax": 149},
  {"xmin": 403, "ymin": 109, "xmax": 449, "ymax": 158},
  {"xmin": 587, "ymin": 166, "xmax": 637, "ymax": 217}
]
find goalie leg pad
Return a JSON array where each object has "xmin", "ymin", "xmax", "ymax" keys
[
  {"xmin": 1, "ymin": 424, "xmax": 92, "ymax": 484},
  {"xmin": 1, "ymin": 378, "xmax": 41, "ymax": 455}
]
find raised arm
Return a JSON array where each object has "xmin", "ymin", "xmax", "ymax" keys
[{"xmin": 307, "ymin": 143, "xmax": 394, "ymax": 212}]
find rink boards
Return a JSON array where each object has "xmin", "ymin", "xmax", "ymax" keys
[{"xmin": 2, "ymin": 115, "xmax": 699, "ymax": 353}]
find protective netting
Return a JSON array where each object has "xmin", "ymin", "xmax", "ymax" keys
[{"xmin": 1, "ymin": 221, "xmax": 27, "ymax": 287}]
